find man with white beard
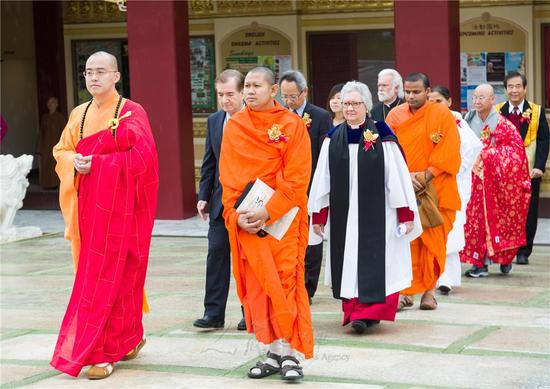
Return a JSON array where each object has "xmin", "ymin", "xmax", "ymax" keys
[{"xmin": 370, "ymin": 69, "xmax": 404, "ymax": 122}]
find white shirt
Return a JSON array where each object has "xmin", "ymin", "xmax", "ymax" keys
[
  {"xmin": 508, "ymin": 99, "xmax": 525, "ymax": 114},
  {"xmin": 292, "ymin": 100, "xmax": 308, "ymax": 117},
  {"xmin": 222, "ymin": 112, "xmax": 231, "ymax": 129}
]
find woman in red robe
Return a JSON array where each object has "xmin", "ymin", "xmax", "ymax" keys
[{"xmin": 460, "ymin": 115, "xmax": 531, "ymax": 274}]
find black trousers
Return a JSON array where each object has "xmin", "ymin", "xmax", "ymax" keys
[
  {"xmin": 203, "ymin": 216, "xmax": 231, "ymax": 319},
  {"xmin": 518, "ymin": 177, "xmax": 541, "ymax": 258},
  {"xmin": 305, "ymin": 242, "xmax": 323, "ymax": 298}
]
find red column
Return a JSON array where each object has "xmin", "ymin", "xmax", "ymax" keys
[
  {"xmin": 127, "ymin": 1, "xmax": 196, "ymax": 219},
  {"xmin": 394, "ymin": 0, "xmax": 460, "ymax": 109},
  {"xmin": 33, "ymin": 1, "xmax": 67, "ymax": 117}
]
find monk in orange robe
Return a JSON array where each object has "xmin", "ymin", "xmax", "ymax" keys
[
  {"xmin": 219, "ymin": 67, "xmax": 313, "ymax": 381},
  {"xmin": 51, "ymin": 52, "xmax": 158, "ymax": 379},
  {"xmin": 385, "ymin": 72, "xmax": 461, "ymax": 311}
]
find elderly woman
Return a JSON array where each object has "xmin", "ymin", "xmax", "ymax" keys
[{"xmin": 308, "ymin": 81, "xmax": 422, "ymax": 334}]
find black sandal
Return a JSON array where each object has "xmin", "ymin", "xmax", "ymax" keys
[
  {"xmin": 247, "ymin": 351, "xmax": 281, "ymax": 379},
  {"xmin": 280, "ymin": 355, "xmax": 304, "ymax": 381}
]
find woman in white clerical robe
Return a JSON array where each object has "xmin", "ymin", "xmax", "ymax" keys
[
  {"xmin": 308, "ymin": 81, "xmax": 422, "ymax": 334},
  {"xmin": 428, "ymin": 86, "xmax": 482, "ymax": 295}
]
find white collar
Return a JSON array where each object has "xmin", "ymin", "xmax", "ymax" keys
[
  {"xmin": 349, "ymin": 120, "xmax": 366, "ymax": 129},
  {"xmin": 292, "ymin": 100, "xmax": 308, "ymax": 117},
  {"xmin": 508, "ymin": 100, "xmax": 525, "ymax": 113},
  {"xmin": 384, "ymin": 96, "xmax": 399, "ymax": 107}
]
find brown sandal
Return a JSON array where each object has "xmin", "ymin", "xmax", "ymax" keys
[
  {"xmin": 122, "ymin": 338, "xmax": 146, "ymax": 361},
  {"xmin": 87, "ymin": 363, "xmax": 114, "ymax": 380},
  {"xmin": 420, "ymin": 291, "xmax": 438, "ymax": 310},
  {"xmin": 397, "ymin": 295, "xmax": 414, "ymax": 312}
]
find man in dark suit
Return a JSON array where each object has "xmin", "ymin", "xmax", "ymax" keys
[
  {"xmin": 279, "ymin": 70, "xmax": 333, "ymax": 303},
  {"xmin": 370, "ymin": 68, "xmax": 404, "ymax": 122},
  {"xmin": 194, "ymin": 69, "xmax": 246, "ymax": 329},
  {"xmin": 496, "ymin": 71, "xmax": 549, "ymax": 265}
]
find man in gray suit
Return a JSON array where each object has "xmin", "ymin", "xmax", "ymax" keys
[{"xmin": 194, "ymin": 70, "xmax": 245, "ymax": 329}]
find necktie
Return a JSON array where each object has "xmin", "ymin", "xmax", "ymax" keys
[
  {"xmin": 293, "ymin": 109, "xmax": 300, "ymax": 117},
  {"xmin": 509, "ymin": 106, "xmax": 522, "ymax": 131}
]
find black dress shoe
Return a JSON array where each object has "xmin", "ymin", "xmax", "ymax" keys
[
  {"xmin": 237, "ymin": 317, "xmax": 247, "ymax": 331},
  {"xmin": 351, "ymin": 320, "xmax": 367, "ymax": 334},
  {"xmin": 193, "ymin": 315, "xmax": 224, "ymax": 329},
  {"xmin": 516, "ymin": 254, "xmax": 529, "ymax": 265},
  {"xmin": 364, "ymin": 320, "xmax": 380, "ymax": 327}
]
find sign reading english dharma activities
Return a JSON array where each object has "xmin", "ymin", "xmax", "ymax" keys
[{"xmin": 221, "ymin": 25, "xmax": 292, "ymax": 81}]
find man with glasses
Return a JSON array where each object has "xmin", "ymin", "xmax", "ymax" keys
[
  {"xmin": 461, "ymin": 83, "xmax": 531, "ymax": 277},
  {"xmin": 385, "ymin": 72, "xmax": 461, "ymax": 311},
  {"xmin": 51, "ymin": 51, "xmax": 158, "ymax": 379},
  {"xmin": 495, "ymin": 72, "xmax": 549, "ymax": 265},
  {"xmin": 279, "ymin": 70, "xmax": 332, "ymax": 304}
]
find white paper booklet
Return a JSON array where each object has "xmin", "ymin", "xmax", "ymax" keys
[{"xmin": 235, "ymin": 178, "xmax": 299, "ymax": 241}]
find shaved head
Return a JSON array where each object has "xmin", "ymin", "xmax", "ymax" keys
[
  {"xmin": 247, "ymin": 66, "xmax": 275, "ymax": 86},
  {"xmin": 474, "ymin": 83, "xmax": 494, "ymax": 96},
  {"xmin": 473, "ymin": 83, "xmax": 495, "ymax": 115},
  {"xmin": 87, "ymin": 51, "xmax": 118, "ymax": 71},
  {"xmin": 84, "ymin": 51, "xmax": 121, "ymax": 98}
]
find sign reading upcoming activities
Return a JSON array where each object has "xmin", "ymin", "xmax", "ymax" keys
[
  {"xmin": 221, "ymin": 24, "xmax": 292, "ymax": 83},
  {"xmin": 460, "ymin": 14, "xmax": 526, "ymax": 113}
]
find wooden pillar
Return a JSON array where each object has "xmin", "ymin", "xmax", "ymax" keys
[
  {"xmin": 33, "ymin": 1, "xmax": 67, "ymax": 117},
  {"xmin": 127, "ymin": 0, "xmax": 196, "ymax": 219},
  {"xmin": 394, "ymin": 0, "xmax": 460, "ymax": 109}
]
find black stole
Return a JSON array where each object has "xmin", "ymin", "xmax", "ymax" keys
[{"xmin": 328, "ymin": 119, "xmax": 388, "ymax": 304}]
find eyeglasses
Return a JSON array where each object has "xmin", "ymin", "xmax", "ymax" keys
[
  {"xmin": 281, "ymin": 91, "xmax": 304, "ymax": 100},
  {"xmin": 342, "ymin": 101, "xmax": 364, "ymax": 108},
  {"xmin": 472, "ymin": 95, "xmax": 488, "ymax": 102},
  {"xmin": 83, "ymin": 69, "xmax": 118, "ymax": 78}
]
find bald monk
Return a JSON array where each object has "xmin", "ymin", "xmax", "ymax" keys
[
  {"xmin": 51, "ymin": 51, "xmax": 159, "ymax": 379},
  {"xmin": 385, "ymin": 72, "xmax": 461, "ymax": 311},
  {"xmin": 219, "ymin": 66, "xmax": 313, "ymax": 381}
]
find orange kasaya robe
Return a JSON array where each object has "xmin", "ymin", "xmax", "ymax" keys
[
  {"xmin": 385, "ymin": 102, "xmax": 461, "ymax": 295},
  {"xmin": 219, "ymin": 101, "xmax": 314, "ymax": 358},
  {"xmin": 53, "ymin": 92, "xmax": 149, "ymax": 313}
]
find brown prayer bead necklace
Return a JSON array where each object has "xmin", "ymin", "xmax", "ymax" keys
[{"xmin": 79, "ymin": 95, "xmax": 123, "ymax": 139}]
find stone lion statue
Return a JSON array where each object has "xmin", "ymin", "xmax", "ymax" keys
[{"xmin": 0, "ymin": 154, "xmax": 41, "ymax": 242}]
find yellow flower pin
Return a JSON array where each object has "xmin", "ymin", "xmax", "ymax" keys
[
  {"xmin": 302, "ymin": 112, "xmax": 312, "ymax": 127},
  {"xmin": 430, "ymin": 132, "xmax": 443, "ymax": 144},
  {"xmin": 480, "ymin": 125, "xmax": 490, "ymax": 141},
  {"xmin": 268, "ymin": 124, "xmax": 288, "ymax": 143},
  {"xmin": 363, "ymin": 129, "xmax": 379, "ymax": 151}
]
